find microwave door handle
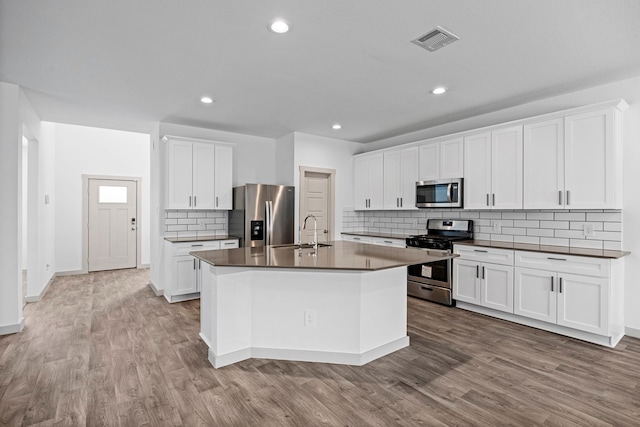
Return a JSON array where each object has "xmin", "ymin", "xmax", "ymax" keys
[{"xmin": 447, "ymin": 183, "xmax": 452, "ymax": 203}]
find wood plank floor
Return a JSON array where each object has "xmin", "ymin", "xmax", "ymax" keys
[{"xmin": 1, "ymin": 268, "xmax": 639, "ymax": 426}]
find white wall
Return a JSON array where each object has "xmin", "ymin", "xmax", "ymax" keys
[
  {"xmin": 0, "ymin": 82, "xmax": 23, "ymax": 332},
  {"xmin": 292, "ymin": 132, "xmax": 363, "ymax": 239},
  {"xmin": 39, "ymin": 123, "xmax": 56, "ymax": 292},
  {"xmin": 53, "ymin": 124, "xmax": 151, "ymax": 272},
  {"xmin": 365, "ymin": 75, "xmax": 640, "ymax": 333},
  {"xmin": 275, "ymin": 133, "xmax": 295, "ymax": 185}
]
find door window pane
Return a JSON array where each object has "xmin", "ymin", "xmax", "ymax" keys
[{"xmin": 99, "ymin": 186, "xmax": 127, "ymax": 203}]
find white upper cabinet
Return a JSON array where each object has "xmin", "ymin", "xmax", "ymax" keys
[
  {"xmin": 354, "ymin": 152, "xmax": 383, "ymax": 210},
  {"xmin": 523, "ymin": 118, "xmax": 565, "ymax": 209},
  {"xmin": 564, "ymin": 108, "xmax": 618, "ymax": 209},
  {"xmin": 491, "ymin": 126, "xmax": 523, "ymax": 209},
  {"xmin": 463, "ymin": 132, "xmax": 492, "ymax": 209},
  {"xmin": 214, "ymin": 145, "xmax": 233, "ymax": 209},
  {"xmin": 524, "ymin": 102, "xmax": 625, "ymax": 210},
  {"xmin": 164, "ymin": 136, "xmax": 234, "ymax": 210},
  {"xmin": 418, "ymin": 137, "xmax": 463, "ymax": 182},
  {"xmin": 464, "ymin": 127, "xmax": 522, "ymax": 210},
  {"xmin": 383, "ymin": 146, "xmax": 419, "ymax": 210}
]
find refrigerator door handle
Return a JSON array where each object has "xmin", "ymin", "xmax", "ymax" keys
[
  {"xmin": 265, "ymin": 200, "xmax": 271, "ymax": 246},
  {"xmin": 269, "ymin": 201, "xmax": 274, "ymax": 245}
]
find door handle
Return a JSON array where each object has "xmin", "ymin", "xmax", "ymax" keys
[
  {"xmin": 324, "ymin": 230, "xmax": 328, "ymax": 234},
  {"xmin": 216, "ymin": 196, "xmax": 219, "ymax": 207},
  {"xmin": 559, "ymin": 277, "xmax": 563, "ymax": 293},
  {"xmin": 420, "ymin": 286, "xmax": 434, "ymax": 292},
  {"xmin": 486, "ymin": 194, "xmax": 489, "ymax": 206},
  {"xmin": 492, "ymin": 194, "xmax": 495, "ymax": 206},
  {"xmin": 476, "ymin": 265, "xmax": 479, "ymax": 278},
  {"xmin": 551, "ymin": 276, "xmax": 554, "ymax": 292},
  {"xmin": 566, "ymin": 191, "xmax": 570, "ymax": 206},
  {"xmin": 193, "ymin": 259, "xmax": 196, "ymax": 270},
  {"xmin": 189, "ymin": 196, "xmax": 192, "ymax": 207},
  {"xmin": 482, "ymin": 266, "xmax": 485, "ymax": 279},
  {"xmin": 194, "ymin": 196, "xmax": 197, "ymax": 207},
  {"xmin": 559, "ymin": 190, "xmax": 563, "ymax": 206},
  {"xmin": 447, "ymin": 184, "xmax": 452, "ymax": 203}
]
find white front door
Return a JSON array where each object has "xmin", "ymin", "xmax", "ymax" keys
[{"xmin": 88, "ymin": 179, "xmax": 137, "ymax": 271}]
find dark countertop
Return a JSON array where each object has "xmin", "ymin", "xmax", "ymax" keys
[
  {"xmin": 456, "ymin": 240, "xmax": 630, "ymax": 259},
  {"xmin": 191, "ymin": 240, "xmax": 454, "ymax": 271},
  {"xmin": 164, "ymin": 235, "xmax": 240, "ymax": 243},
  {"xmin": 341, "ymin": 232, "xmax": 410, "ymax": 240}
]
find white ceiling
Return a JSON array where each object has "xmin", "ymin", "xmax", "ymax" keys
[{"xmin": 2, "ymin": 0, "xmax": 640, "ymax": 143}]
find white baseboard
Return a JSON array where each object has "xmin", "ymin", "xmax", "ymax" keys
[
  {"xmin": 56, "ymin": 269, "xmax": 86, "ymax": 276},
  {"xmin": 0, "ymin": 317, "xmax": 25, "ymax": 335},
  {"xmin": 207, "ymin": 336, "xmax": 410, "ymax": 369},
  {"xmin": 164, "ymin": 292, "xmax": 199, "ymax": 303},
  {"xmin": 148, "ymin": 280, "xmax": 163, "ymax": 297},
  {"xmin": 625, "ymin": 326, "xmax": 640, "ymax": 340},
  {"xmin": 139, "ymin": 264, "xmax": 150, "ymax": 269},
  {"xmin": 24, "ymin": 273, "xmax": 56, "ymax": 303}
]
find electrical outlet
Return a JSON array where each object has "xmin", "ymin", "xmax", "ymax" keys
[
  {"xmin": 412, "ymin": 219, "xmax": 418, "ymax": 228},
  {"xmin": 583, "ymin": 224, "xmax": 594, "ymax": 237},
  {"xmin": 493, "ymin": 221, "xmax": 501, "ymax": 232},
  {"xmin": 304, "ymin": 309, "xmax": 316, "ymax": 327}
]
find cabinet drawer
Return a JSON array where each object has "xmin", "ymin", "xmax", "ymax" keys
[
  {"xmin": 172, "ymin": 241, "xmax": 221, "ymax": 255},
  {"xmin": 454, "ymin": 245, "xmax": 514, "ymax": 266},
  {"xmin": 515, "ymin": 251, "xmax": 609, "ymax": 278},
  {"xmin": 342, "ymin": 235, "xmax": 373, "ymax": 244},
  {"xmin": 219, "ymin": 239, "xmax": 239, "ymax": 249},
  {"xmin": 372, "ymin": 237, "xmax": 406, "ymax": 248}
]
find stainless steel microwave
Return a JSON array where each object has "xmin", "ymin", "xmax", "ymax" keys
[{"xmin": 416, "ymin": 179, "xmax": 463, "ymax": 208}]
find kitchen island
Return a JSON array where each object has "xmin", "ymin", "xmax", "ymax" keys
[{"xmin": 192, "ymin": 241, "xmax": 455, "ymax": 368}]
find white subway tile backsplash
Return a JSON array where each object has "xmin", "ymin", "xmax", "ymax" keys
[
  {"xmin": 514, "ymin": 220, "xmax": 539, "ymax": 228},
  {"xmin": 554, "ymin": 212, "xmax": 586, "ymax": 221},
  {"xmin": 164, "ymin": 210, "xmax": 229, "ymax": 237},
  {"xmin": 587, "ymin": 212, "xmax": 622, "ymax": 222},
  {"xmin": 166, "ymin": 211, "xmax": 188, "ymax": 219},
  {"xmin": 604, "ymin": 241, "xmax": 622, "ymax": 250},
  {"xmin": 527, "ymin": 228, "xmax": 554, "ymax": 237},
  {"xmin": 167, "ymin": 224, "xmax": 188, "ymax": 232},
  {"xmin": 540, "ymin": 237, "xmax": 569, "ymax": 246},
  {"xmin": 345, "ymin": 208, "xmax": 622, "ymax": 250},
  {"xmin": 540, "ymin": 221, "xmax": 569, "ymax": 229},
  {"xmin": 569, "ymin": 239, "xmax": 603, "ymax": 250},
  {"xmin": 526, "ymin": 212, "xmax": 554, "ymax": 220}
]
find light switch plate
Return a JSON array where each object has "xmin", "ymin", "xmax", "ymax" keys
[{"xmin": 583, "ymin": 224, "xmax": 594, "ymax": 237}]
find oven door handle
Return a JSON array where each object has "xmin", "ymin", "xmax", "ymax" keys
[{"xmin": 419, "ymin": 248, "xmax": 450, "ymax": 256}]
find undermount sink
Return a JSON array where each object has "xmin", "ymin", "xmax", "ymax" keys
[{"xmin": 272, "ymin": 243, "xmax": 333, "ymax": 249}]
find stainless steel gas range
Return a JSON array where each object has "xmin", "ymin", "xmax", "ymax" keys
[{"xmin": 405, "ymin": 219, "xmax": 473, "ymax": 306}]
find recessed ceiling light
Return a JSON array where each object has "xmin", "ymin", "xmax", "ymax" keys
[
  {"xmin": 430, "ymin": 87, "xmax": 447, "ymax": 95},
  {"xmin": 332, "ymin": 124, "xmax": 342, "ymax": 130},
  {"xmin": 269, "ymin": 19, "xmax": 291, "ymax": 34},
  {"xmin": 200, "ymin": 96, "xmax": 214, "ymax": 104}
]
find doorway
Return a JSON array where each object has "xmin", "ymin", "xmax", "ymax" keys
[
  {"xmin": 299, "ymin": 167, "xmax": 335, "ymax": 243},
  {"xmin": 83, "ymin": 176, "xmax": 141, "ymax": 272}
]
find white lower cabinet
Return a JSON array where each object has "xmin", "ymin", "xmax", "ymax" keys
[
  {"xmin": 453, "ymin": 247, "xmax": 514, "ymax": 313},
  {"xmin": 454, "ymin": 243, "xmax": 624, "ymax": 347},
  {"xmin": 164, "ymin": 239, "xmax": 238, "ymax": 303},
  {"xmin": 515, "ymin": 255, "xmax": 610, "ymax": 336},
  {"xmin": 341, "ymin": 234, "xmax": 405, "ymax": 248}
]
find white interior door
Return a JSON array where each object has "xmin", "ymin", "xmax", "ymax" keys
[
  {"xmin": 300, "ymin": 169, "xmax": 333, "ymax": 244},
  {"xmin": 88, "ymin": 179, "xmax": 137, "ymax": 271}
]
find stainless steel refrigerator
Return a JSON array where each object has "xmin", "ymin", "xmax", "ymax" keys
[{"xmin": 229, "ymin": 184, "xmax": 295, "ymax": 247}]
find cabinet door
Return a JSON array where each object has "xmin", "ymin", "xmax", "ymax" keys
[
  {"xmin": 557, "ymin": 273, "xmax": 609, "ymax": 335},
  {"xmin": 453, "ymin": 259, "xmax": 481, "ymax": 305},
  {"xmin": 523, "ymin": 119, "xmax": 565, "ymax": 209},
  {"xmin": 214, "ymin": 145, "xmax": 233, "ymax": 209},
  {"xmin": 173, "ymin": 255, "xmax": 198, "ymax": 295},
  {"xmin": 192, "ymin": 143, "xmax": 217, "ymax": 209},
  {"xmin": 491, "ymin": 126, "xmax": 523, "ymax": 209},
  {"xmin": 482, "ymin": 263, "xmax": 514, "ymax": 313},
  {"xmin": 166, "ymin": 140, "xmax": 193, "ymax": 209},
  {"xmin": 353, "ymin": 156, "xmax": 369, "ymax": 210},
  {"xmin": 383, "ymin": 150, "xmax": 401, "ymax": 209},
  {"xmin": 514, "ymin": 267, "xmax": 556, "ymax": 323},
  {"xmin": 463, "ymin": 132, "xmax": 492, "ymax": 209},
  {"xmin": 418, "ymin": 143, "xmax": 439, "ymax": 181},
  {"xmin": 439, "ymin": 138, "xmax": 464, "ymax": 179},
  {"xmin": 564, "ymin": 108, "xmax": 615, "ymax": 209},
  {"xmin": 400, "ymin": 146, "xmax": 419, "ymax": 209},
  {"xmin": 368, "ymin": 153, "xmax": 384, "ymax": 210}
]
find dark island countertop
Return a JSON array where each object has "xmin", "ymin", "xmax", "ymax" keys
[
  {"xmin": 341, "ymin": 232, "xmax": 410, "ymax": 240},
  {"xmin": 456, "ymin": 240, "xmax": 629, "ymax": 259},
  {"xmin": 164, "ymin": 235, "xmax": 240, "ymax": 243},
  {"xmin": 191, "ymin": 240, "xmax": 454, "ymax": 271}
]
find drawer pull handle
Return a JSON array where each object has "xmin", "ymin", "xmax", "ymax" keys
[
  {"xmin": 384, "ymin": 240, "xmax": 392, "ymax": 244},
  {"xmin": 420, "ymin": 286, "xmax": 433, "ymax": 292},
  {"xmin": 354, "ymin": 237, "xmax": 361, "ymax": 240},
  {"xmin": 224, "ymin": 242, "xmax": 235, "ymax": 246},
  {"xmin": 191, "ymin": 244, "xmax": 204, "ymax": 247},
  {"xmin": 547, "ymin": 257, "xmax": 566, "ymax": 261},
  {"xmin": 474, "ymin": 249, "xmax": 488, "ymax": 253}
]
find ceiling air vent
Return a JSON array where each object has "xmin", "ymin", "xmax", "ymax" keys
[{"xmin": 411, "ymin": 26, "xmax": 459, "ymax": 52}]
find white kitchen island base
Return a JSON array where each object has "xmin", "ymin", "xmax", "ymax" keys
[{"xmin": 199, "ymin": 265, "xmax": 409, "ymax": 368}]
